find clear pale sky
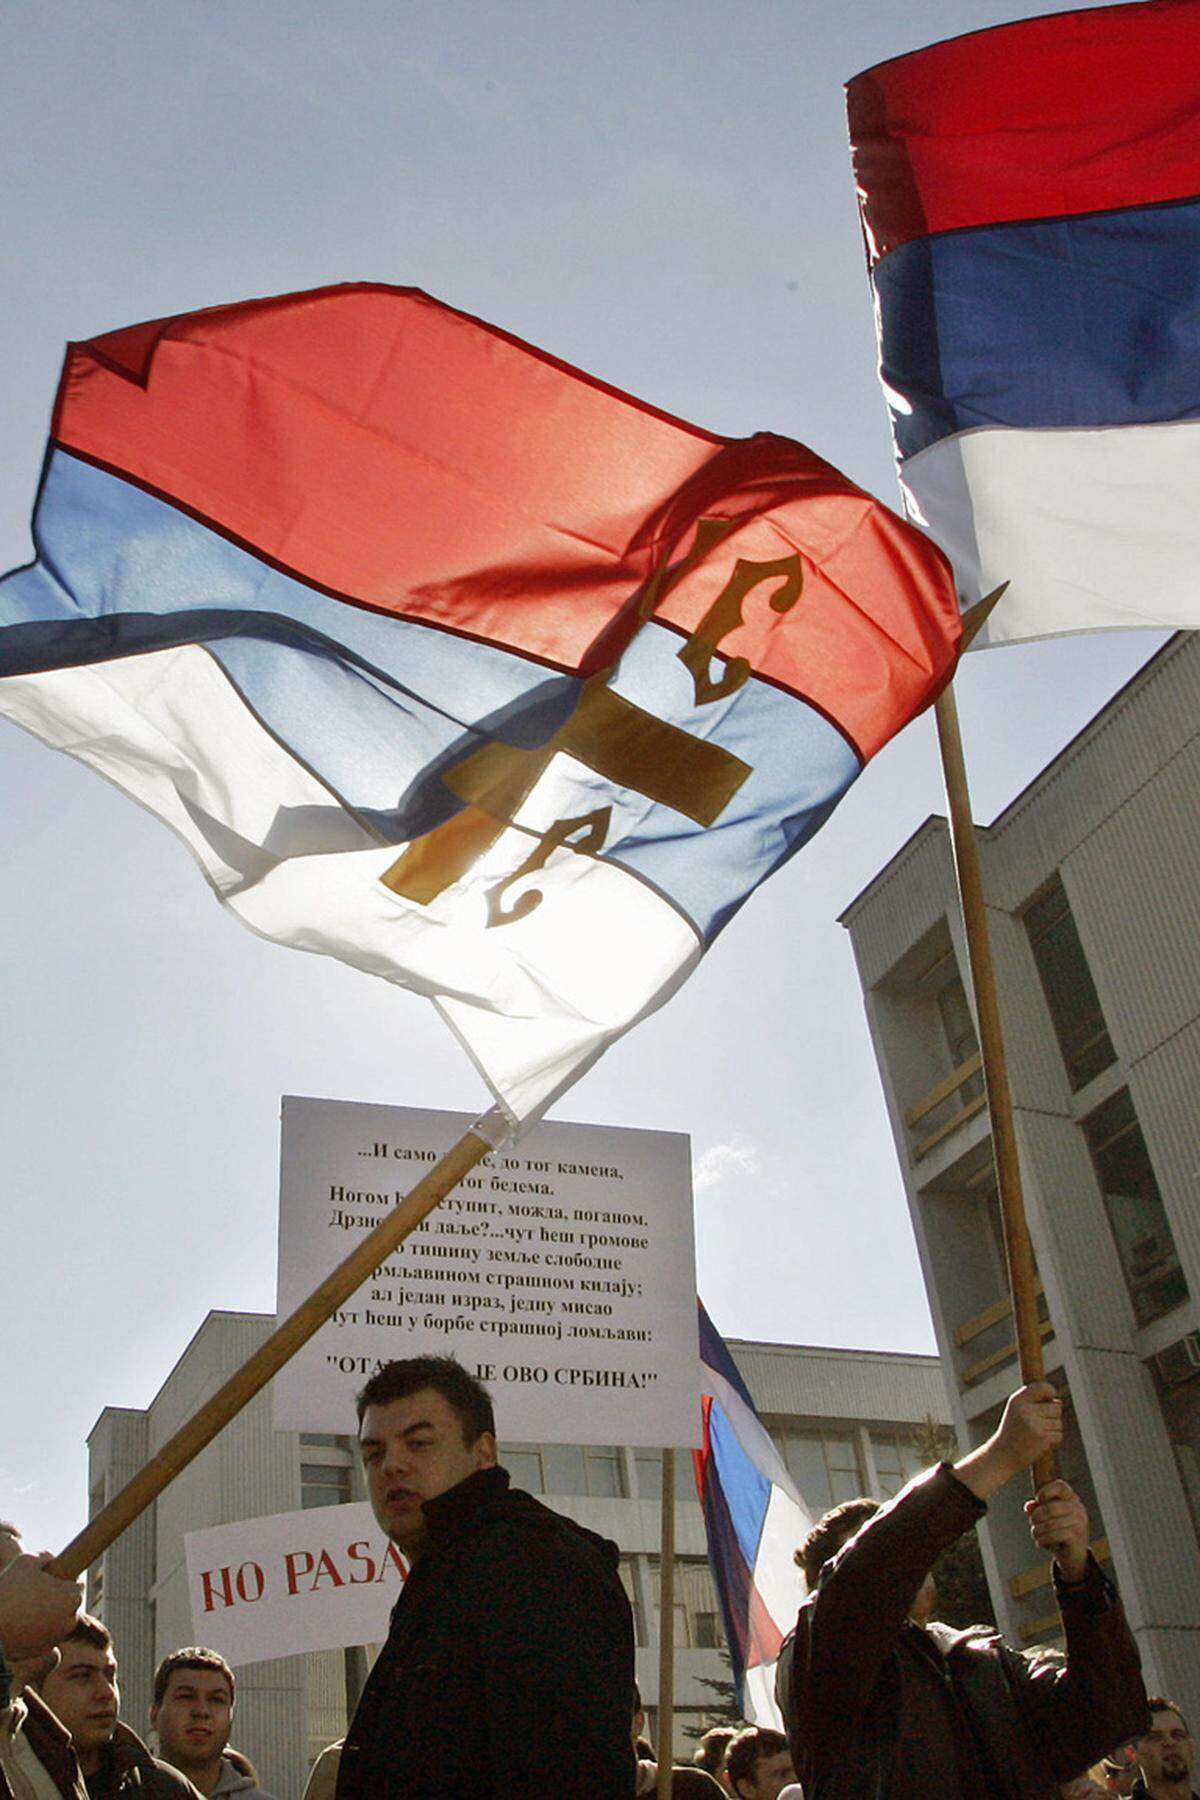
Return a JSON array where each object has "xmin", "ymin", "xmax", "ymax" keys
[{"xmin": 1, "ymin": 0, "xmax": 1161, "ymax": 1555}]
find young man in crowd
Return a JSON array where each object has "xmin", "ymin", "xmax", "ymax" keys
[
  {"xmin": 1132, "ymin": 1701, "xmax": 1197, "ymax": 1800},
  {"xmin": 150, "ymin": 1651, "xmax": 276, "ymax": 1800},
  {"xmin": 335, "ymin": 1355, "xmax": 634, "ymax": 1797},
  {"xmin": 34, "ymin": 1616, "xmax": 200, "ymax": 1799},
  {"xmin": 778, "ymin": 1380, "xmax": 1148, "ymax": 1800},
  {"xmin": 693, "ymin": 1725, "xmax": 737, "ymax": 1793},
  {"xmin": 723, "ymin": 1727, "xmax": 795, "ymax": 1800}
]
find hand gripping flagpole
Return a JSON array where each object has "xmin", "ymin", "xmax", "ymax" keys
[
  {"xmin": 48, "ymin": 1108, "xmax": 511, "ymax": 1580},
  {"xmin": 935, "ymin": 589, "xmax": 1054, "ymax": 1489}
]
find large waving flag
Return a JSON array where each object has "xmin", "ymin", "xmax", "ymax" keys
[
  {"xmin": 0, "ymin": 285, "xmax": 959, "ymax": 1121},
  {"xmin": 847, "ymin": 0, "xmax": 1200, "ymax": 648},
  {"xmin": 694, "ymin": 1304, "xmax": 811, "ymax": 1725}
]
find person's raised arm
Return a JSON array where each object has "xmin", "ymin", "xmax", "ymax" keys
[
  {"xmin": 790, "ymin": 1383, "xmax": 1064, "ymax": 1780},
  {"xmin": 1007, "ymin": 1480, "xmax": 1147, "ymax": 1780}
]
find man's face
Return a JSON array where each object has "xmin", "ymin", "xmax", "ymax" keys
[
  {"xmin": 1139, "ymin": 1709, "xmax": 1194, "ymax": 1789},
  {"xmin": 360, "ymin": 1388, "xmax": 496, "ymax": 1555},
  {"xmin": 40, "ymin": 1641, "xmax": 119, "ymax": 1753},
  {"xmin": 151, "ymin": 1667, "xmax": 234, "ymax": 1772},
  {"xmin": 740, "ymin": 1750, "xmax": 796, "ymax": 1800}
]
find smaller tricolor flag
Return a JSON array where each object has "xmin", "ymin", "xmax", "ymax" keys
[
  {"xmin": 694, "ymin": 1303, "xmax": 811, "ymax": 1726},
  {"xmin": 847, "ymin": 0, "xmax": 1200, "ymax": 648}
]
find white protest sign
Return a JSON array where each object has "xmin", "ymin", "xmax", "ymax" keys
[
  {"xmin": 273, "ymin": 1098, "xmax": 700, "ymax": 1447},
  {"xmin": 184, "ymin": 1502, "xmax": 404, "ymax": 1665}
]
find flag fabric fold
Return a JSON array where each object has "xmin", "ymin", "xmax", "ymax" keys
[
  {"xmin": 847, "ymin": 0, "xmax": 1200, "ymax": 648},
  {"xmin": 694, "ymin": 1303, "xmax": 811, "ymax": 1725},
  {"xmin": 1, "ymin": 285, "xmax": 959, "ymax": 1120}
]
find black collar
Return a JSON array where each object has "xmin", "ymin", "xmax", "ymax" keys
[{"xmin": 421, "ymin": 1464, "xmax": 512, "ymax": 1542}]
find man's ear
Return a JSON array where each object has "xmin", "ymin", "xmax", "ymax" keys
[
  {"xmin": 473, "ymin": 1431, "xmax": 498, "ymax": 1470},
  {"xmin": 148, "ymin": 1704, "xmax": 158, "ymax": 1727}
]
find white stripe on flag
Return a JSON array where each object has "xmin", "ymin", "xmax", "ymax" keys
[
  {"xmin": 0, "ymin": 648, "xmax": 700, "ymax": 1122},
  {"xmin": 704, "ymin": 1365, "xmax": 805, "ymax": 1506},
  {"xmin": 743, "ymin": 1660, "xmax": 785, "ymax": 1730},
  {"xmin": 901, "ymin": 419, "xmax": 1200, "ymax": 647}
]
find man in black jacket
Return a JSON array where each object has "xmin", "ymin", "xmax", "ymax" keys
[
  {"xmin": 777, "ymin": 1381, "xmax": 1148, "ymax": 1800},
  {"xmin": 335, "ymin": 1356, "xmax": 634, "ymax": 1799}
]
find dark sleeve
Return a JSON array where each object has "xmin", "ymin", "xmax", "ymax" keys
[
  {"xmin": 474, "ymin": 1529, "xmax": 636, "ymax": 1797},
  {"xmin": 786, "ymin": 1463, "xmax": 984, "ymax": 1779},
  {"xmin": 1007, "ymin": 1554, "xmax": 1149, "ymax": 1781}
]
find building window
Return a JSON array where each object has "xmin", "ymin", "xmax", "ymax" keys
[
  {"xmin": 937, "ymin": 975, "xmax": 979, "ymax": 1070},
  {"xmin": 650, "ymin": 1556, "xmax": 720, "ymax": 1649},
  {"xmin": 1082, "ymin": 1089, "xmax": 1189, "ymax": 1327},
  {"xmin": 86, "ymin": 1482, "xmax": 106, "ymax": 1615},
  {"xmin": 618, "ymin": 1557, "xmax": 647, "ymax": 1647},
  {"xmin": 301, "ymin": 1462, "xmax": 352, "ymax": 1508},
  {"xmin": 1151, "ymin": 1337, "xmax": 1200, "ymax": 1545},
  {"xmin": 1024, "ymin": 877, "xmax": 1116, "ymax": 1091},
  {"xmin": 635, "ymin": 1451, "xmax": 664, "ymax": 1500},
  {"xmin": 869, "ymin": 1428, "xmax": 926, "ymax": 1498},
  {"xmin": 901, "ymin": 934, "xmax": 986, "ymax": 1151},
  {"xmin": 777, "ymin": 1430, "xmax": 864, "ymax": 1512},
  {"xmin": 502, "ymin": 1443, "xmax": 625, "ymax": 1498}
]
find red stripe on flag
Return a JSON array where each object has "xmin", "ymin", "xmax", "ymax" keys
[
  {"xmin": 848, "ymin": 0, "xmax": 1200, "ymax": 266},
  {"xmin": 51, "ymin": 285, "xmax": 959, "ymax": 761}
]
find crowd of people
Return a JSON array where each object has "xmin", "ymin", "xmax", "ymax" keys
[{"xmin": 0, "ymin": 1357, "xmax": 1192, "ymax": 1798}]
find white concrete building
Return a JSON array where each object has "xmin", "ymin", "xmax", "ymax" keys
[
  {"xmin": 840, "ymin": 631, "xmax": 1200, "ymax": 1728},
  {"xmin": 87, "ymin": 1311, "xmax": 949, "ymax": 1795}
]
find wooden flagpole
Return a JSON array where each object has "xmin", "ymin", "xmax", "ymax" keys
[
  {"xmin": 934, "ymin": 617, "xmax": 1054, "ymax": 1488},
  {"xmin": 49, "ymin": 1118, "xmax": 503, "ymax": 1580},
  {"xmin": 656, "ymin": 1448, "xmax": 677, "ymax": 1800}
]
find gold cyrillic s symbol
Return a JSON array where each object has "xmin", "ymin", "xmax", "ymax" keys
[
  {"xmin": 379, "ymin": 524, "xmax": 804, "ymax": 925},
  {"xmin": 677, "ymin": 551, "xmax": 803, "ymax": 704},
  {"xmin": 485, "ymin": 807, "xmax": 612, "ymax": 927}
]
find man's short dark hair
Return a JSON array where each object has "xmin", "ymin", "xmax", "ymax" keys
[
  {"xmin": 1143, "ymin": 1696, "xmax": 1190, "ymax": 1735},
  {"xmin": 30, "ymin": 1612, "xmax": 111, "ymax": 1689},
  {"xmin": 62, "ymin": 1613, "xmax": 112, "ymax": 1654},
  {"xmin": 153, "ymin": 1647, "xmax": 236, "ymax": 1708},
  {"xmin": 796, "ymin": 1497, "xmax": 880, "ymax": 1591},
  {"xmin": 355, "ymin": 1356, "xmax": 495, "ymax": 1442},
  {"xmin": 725, "ymin": 1726, "xmax": 788, "ymax": 1794},
  {"xmin": 694, "ymin": 1725, "xmax": 737, "ymax": 1773}
]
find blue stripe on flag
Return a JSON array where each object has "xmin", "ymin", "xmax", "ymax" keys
[
  {"xmin": 709, "ymin": 1399, "xmax": 771, "ymax": 1573},
  {"xmin": 876, "ymin": 196, "xmax": 1200, "ymax": 460},
  {"xmin": 1, "ymin": 450, "xmax": 859, "ymax": 944},
  {"xmin": 699, "ymin": 1300, "xmax": 759, "ymax": 1413},
  {"xmin": 697, "ymin": 1421, "xmax": 757, "ymax": 1696}
]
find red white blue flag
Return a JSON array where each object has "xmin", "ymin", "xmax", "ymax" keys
[
  {"xmin": 694, "ymin": 1303, "xmax": 811, "ymax": 1725},
  {"xmin": 847, "ymin": 0, "xmax": 1200, "ymax": 648},
  {"xmin": 0, "ymin": 286, "xmax": 959, "ymax": 1120}
]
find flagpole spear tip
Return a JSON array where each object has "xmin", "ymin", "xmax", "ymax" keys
[{"xmin": 959, "ymin": 581, "xmax": 1010, "ymax": 651}]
